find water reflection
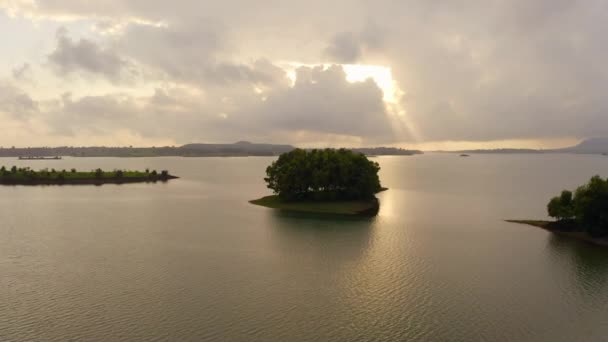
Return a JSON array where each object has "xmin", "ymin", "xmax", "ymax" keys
[
  {"xmin": 265, "ymin": 210, "xmax": 377, "ymax": 264},
  {"xmin": 547, "ymin": 235, "xmax": 608, "ymax": 297}
]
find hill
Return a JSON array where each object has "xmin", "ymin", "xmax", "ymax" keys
[
  {"xmin": 554, "ymin": 137, "xmax": 608, "ymax": 154},
  {"xmin": 446, "ymin": 138, "xmax": 608, "ymax": 155}
]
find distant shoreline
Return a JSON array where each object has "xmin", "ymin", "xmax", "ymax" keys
[
  {"xmin": 0, "ymin": 175, "xmax": 178, "ymax": 186},
  {"xmin": 0, "ymin": 142, "xmax": 422, "ymax": 158},
  {"xmin": 506, "ymin": 220, "xmax": 608, "ymax": 247}
]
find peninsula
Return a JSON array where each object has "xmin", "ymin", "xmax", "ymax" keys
[
  {"xmin": 250, "ymin": 148, "xmax": 386, "ymax": 216},
  {"xmin": 508, "ymin": 175, "xmax": 608, "ymax": 247},
  {"xmin": 0, "ymin": 166, "xmax": 178, "ymax": 185}
]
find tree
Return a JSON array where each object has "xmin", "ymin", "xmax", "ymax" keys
[
  {"xmin": 115, "ymin": 169, "xmax": 124, "ymax": 178},
  {"xmin": 573, "ymin": 176, "xmax": 608, "ymax": 237},
  {"xmin": 548, "ymin": 176, "xmax": 608, "ymax": 237},
  {"xmin": 264, "ymin": 148, "xmax": 382, "ymax": 200},
  {"xmin": 95, "ymin": 168, "xmax": 103, "ymax": 179},
  {"xmin": 547, "ymin": 190, "xmax": 574, "ymax": 221}
]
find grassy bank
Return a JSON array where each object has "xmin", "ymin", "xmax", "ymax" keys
[
  {"xmin": 0, "ymin": 167, "xmax": 178, "ymax": 185},
  {"xmin": 506, "ymin": 220, "xmax": 608, "ymax": 247},
  {"xmin": 250, "ymin": 195, "xmax": 380, "ymax": 216}
]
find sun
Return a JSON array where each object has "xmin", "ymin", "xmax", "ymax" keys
[
  {"xmin": 281, "ymin": 62, "xmax": 421, "ymax": 143},
  {"xmin": 341, "ymin": 64, "xmax": 400, "ymax": 103},
  {"xmin": 283, "ymin": 62, "xmax": 401, "ymax": 103}
]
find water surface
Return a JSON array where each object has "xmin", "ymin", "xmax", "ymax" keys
[{"xmin": 1, "ymin": 154, "xmax": 607, "ymax": 341}]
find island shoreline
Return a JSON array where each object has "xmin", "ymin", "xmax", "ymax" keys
[
  {"xmin": 506, "ymin": 220, "xmax": 608, "ymax": 247},
  {"xmin": 250, "ymin": 187, "xmax": 387, "ymax": 216}
]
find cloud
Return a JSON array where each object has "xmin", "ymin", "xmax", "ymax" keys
[
  {"xmin": 11, "ymin": 63, "xmax": 32, "ymax": 81},
  {"xmin": 2, "ymin": 64, "xmax": 393, "ymax": 146},
  {"xmin": 323, "ymin": 26, "xmax": 386, "ymax": 63},
  {"xmin": 0, "ymin": 83, "xmax": 38, "ymax": 119},
  {"xmin": 324, "ymin": 32, "xmax": 362, "ymax": 63},
  {"xmin": 253, "ymin": 65, "xmax": 393, "ymax": 141},
  {"xmin": 48, "ymin": 27, "xmax": 130, "ymax": 81},
  {"xmin": 2, "ymin": 0, "xmax": 608, "ymax": 146}
]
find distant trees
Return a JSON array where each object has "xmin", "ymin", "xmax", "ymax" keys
[
  {"xmin": 264, "ymin": 148, "xmax": 382, "ymax": 200},
  {"xmin": 548, "ymin": 176, "xmax": 608, "ymax": 237},
  {"xmin": 0, "ymin": 166, "xmax": 173, "ymax": 184},
  {"xmin": 94, "ymin": 168, "xmax": 103, "ymax": 179}
]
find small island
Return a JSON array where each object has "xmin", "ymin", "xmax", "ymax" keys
[
  {"xmin": 508, "ymin": 175, "xmax": 608, "ymax": 247},
  {"xmin": 0, "ymin": 166, "xmax": 178, "ymax": 185},
  {"xmin": 250, "ymin": 148, "xmax": 386, "ymax": 216}
]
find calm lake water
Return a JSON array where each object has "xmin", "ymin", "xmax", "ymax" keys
[{"xmin": 1, "ymin": 154, "xmax": 608, "ymax": 341}]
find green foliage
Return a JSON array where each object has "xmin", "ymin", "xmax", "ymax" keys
[
  {"xmin": 547, "ymin": 190, "xmax": 574, "ymax": 221},
  {"xmin": 0, "ymin": 166, "xmax": 169, "ymax": 183},
  {"xmin": 548, "ymin": 176, "xmax": 608, "ymax": 237},
  {"xmin": 573, "ymin": 176, "xmax": 608, "ymax": 237},
  {"xmin": 264, "ymin": 148, "xmax": 382, "ymax": 200}
]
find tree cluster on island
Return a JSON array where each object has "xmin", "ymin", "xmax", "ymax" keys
[
  {"xmin": 264, "ymin": 148, "xmax": 383, "ymax": 201},
  {"xmin": 547, "ymin": 175, "xmax": 608, "ymax": 237}
]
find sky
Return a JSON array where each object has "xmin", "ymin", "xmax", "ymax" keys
[{"xmin": 0, "ymin": 0, "xmax": 606, "ymax": 150}]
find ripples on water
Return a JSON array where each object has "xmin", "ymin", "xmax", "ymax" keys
[{"xmin": 1, "ymin": 154, "xmax": 608, "ymax": 341}]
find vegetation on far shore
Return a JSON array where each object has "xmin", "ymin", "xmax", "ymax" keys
[
  {"xmin": 508, "ymin": 175, "xmax": 608, "ymax": 247},
  {"xmin": 251, "ymin": 148, "xmax": 385, "ymax": 215},
  {"xmin": 0, "ymin": 166, "xmax": 177, "ymax": 185}
]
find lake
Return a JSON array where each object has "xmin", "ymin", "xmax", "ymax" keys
[{"xmin": 1, "ymin": 154, "xmax": 607, "ymax": 341}]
